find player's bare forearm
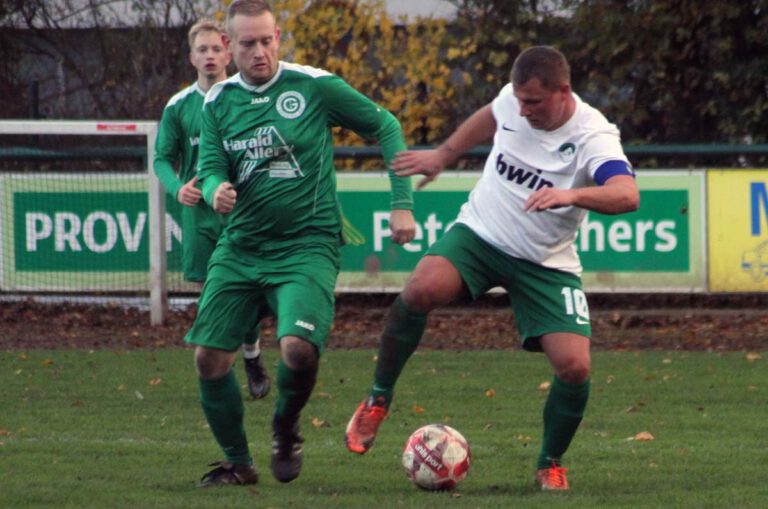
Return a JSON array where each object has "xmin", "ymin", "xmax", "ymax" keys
[
  {"xmin": 393, "ymin": 103, "xmax": 496, "ymax": 190},
  {"xmin": 525, "ymin": 175, "xmax": 639, "ymax": 215}
]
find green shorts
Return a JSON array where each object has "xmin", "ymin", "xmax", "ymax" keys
[
  {"xmin": 427, "ymin": 223, "xmax": 591, "ymax": 351},
  {"xmin": 184, "ymin": 242, "xmax": 340, "ymax": 354},
  {"xmin": 180, "ymin": 203, "xmax": 226, "ymax": 283}
]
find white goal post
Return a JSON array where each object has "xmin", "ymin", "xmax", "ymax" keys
[{"xmin": 0, "ymin": 120, "xmax": 168, "ymax": 325}]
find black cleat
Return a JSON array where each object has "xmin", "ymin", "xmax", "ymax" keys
[
  {"xmin": 271, "ymin": 416, "xmax": 304, "ymax": 483},
  {"xmin": 197, "ymin": 461, "xmax": 258, "ymax": 488},
  {"xmin": 244, "ymin": 355, "xmax": 271, "ymax": 399}
]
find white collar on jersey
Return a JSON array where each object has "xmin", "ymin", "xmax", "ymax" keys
[{"xmin": 236, "ymin": 61, "xmax": 284, "ymax": 93}]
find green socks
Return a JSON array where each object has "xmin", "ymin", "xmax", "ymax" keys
[
  {"xmin": 274, "ymin": 359, "xmax": 317, "ymax": 421},
  {"xmin": 537, "ymin": 376, "xmax": 590, "ymax": 469},
  {"xmin": 371, "ymin": 296, "xmax": 428, "ymax": 404},
  {"xmin": 199, "ymin": 370, "xmax": 251, "ymax": 465}
]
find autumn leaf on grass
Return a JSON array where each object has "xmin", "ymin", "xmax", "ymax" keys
[
  {"xmin": 746, "ymin": 352, "xmax": 761, "ymax": 362},
  {"xmin": 149, "ymin": 378, "xmax": 162, "ymax": 386},
  {"xmin": 626, "ymin": 431, "xmax": 655, "ymax": 441},
  {"xmin": 538, "ymin": 381, "xmax": 551, "ymax": 391},
  {"xmin": 485, "ymin": 388, "xmax": 496, "ymax": 398},
  {"xmin": 412, "ymin": 405, "xmax": 425, "ymax": 414},
  {"xmin": 311, "ymin": 417, "xmax": 329, "ymax": 428},
  {"xmin": 0, "ymin": 429, "xmax": 10, "ymax": 437},
  {"xmin": 17, "ymin": 353, "xmax": 28, "ymax": 361},
  {"xmin": 41, "ymin": 359, "xmax": 55, "ymax": 366}
]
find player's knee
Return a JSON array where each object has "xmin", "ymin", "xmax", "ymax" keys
[
  {"xmin": 555, "ymin": 358, "xmax": 591, "ymax": 385},
  {"xmin": 195, "ymin": 347, "xmax": 233, "ymax": 380},
  {"xmin": 280, "ymin": 336, "xmax": 318, "ymax": 371},
  {"xmin": 401, "ymin": 282, "xmax": 443, "ymax": 312}
]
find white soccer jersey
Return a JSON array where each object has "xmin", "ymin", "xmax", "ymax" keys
[{"xmin": 457, "ymin": 83, "xmax": 630, "ymax": 275}]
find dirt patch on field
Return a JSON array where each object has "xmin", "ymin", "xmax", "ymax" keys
[{"xmin": 1, "ymin": 293, "xmax": 767, "ymax": 351}]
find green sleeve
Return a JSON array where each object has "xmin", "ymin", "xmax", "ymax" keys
[
  {"xmin": 198, "ymin": 100, "xmax": 229, "ymax": 206},
  {"xmin": 153, "ymin": 105, "xmax": 184, "ymax": 200},
  {"xmin": 319, "ymin": 76, "xmax": 413, "ymax": 210}
]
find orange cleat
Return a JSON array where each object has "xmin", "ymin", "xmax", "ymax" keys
[
  {"xmin": 345, "ymin": 396, "xmax": 389, "ymax": 454},
  {"xmin": 535, "ymin": 462, "xmax": 569, "ymax": 491}
]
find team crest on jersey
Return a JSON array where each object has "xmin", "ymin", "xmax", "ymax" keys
[
  {"xmin": 276, "ymin": 91, "xmax": 306, "ymax": 119},
  {"xmin": 558, "ymin": 142, "xmax": 576, "ymax": 162}
]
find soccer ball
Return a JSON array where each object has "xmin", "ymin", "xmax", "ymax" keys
[{"xmin": 402, "ymin": 424, "xmax": 471, "ymax": 491}]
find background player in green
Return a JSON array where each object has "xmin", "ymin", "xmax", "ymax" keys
[
  {"xmin": 186, "ymin": 0, "xmax": 416, "ymax": 486},
  {"xmin": 154, "ymin": 18, "xmax": 271, "ymax": 400},
  {"xmin": 345, "ymin": 46, "xmax": 640, "ymax": 491}
]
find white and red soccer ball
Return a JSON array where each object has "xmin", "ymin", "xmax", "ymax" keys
[{"xmin": 402, "ymin": 423, "xmax": 471, "ymax": 490}]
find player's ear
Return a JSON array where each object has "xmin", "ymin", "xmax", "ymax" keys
[{"xmin": 275, "ymin": 25, "xmax": 281, "ymax": 45}]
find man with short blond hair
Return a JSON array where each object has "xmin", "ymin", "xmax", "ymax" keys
[{"xmin": 154, "ymin": 18, "xmax": 271, "ymax": 406}]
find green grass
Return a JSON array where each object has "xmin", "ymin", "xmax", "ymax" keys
[{"xmin": 1, "ymin": 348, "xmax": 766, "ymax": 508}]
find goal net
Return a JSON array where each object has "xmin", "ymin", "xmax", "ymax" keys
[{"xmin": 0, "ymin": 120, "xmax": 172, "ymax": 324}]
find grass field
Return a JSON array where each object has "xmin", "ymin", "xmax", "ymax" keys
[{"xmin": 1, "ymin": 348, "xmax": 765, "ymax": 508}]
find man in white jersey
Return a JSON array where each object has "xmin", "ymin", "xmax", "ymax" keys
[
  {"xmin": 345, "ymin": 46, "xmax": 639, "ymax": 491},
  {"xmin": 154, "ymin": 19, "xmax": 271, "ymax": 400}
]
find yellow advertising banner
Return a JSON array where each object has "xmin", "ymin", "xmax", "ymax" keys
[{"xmin": 708, "ymin": 170, "xmax": 768, "ymax": 292}]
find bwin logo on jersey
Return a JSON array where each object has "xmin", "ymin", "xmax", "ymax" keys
[
  {"xmin": 558, "ymin": 142, "xmax": 576, "ymax": 162},
  {"xmin": 276, "ymin": 91, "xmax": 306, "ymax": 119},
  {"xmin": 496, "ymin": 153, "xmax": 553, "ymax": 190}
]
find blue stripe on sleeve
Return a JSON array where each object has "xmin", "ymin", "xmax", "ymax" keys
[{"xmin": 594, "ymin": 160, "xmax": 634, "ymax": 186}]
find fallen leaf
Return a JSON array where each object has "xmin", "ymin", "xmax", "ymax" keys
[
  {"xmin": 662, "ymin": 358, "xmax": 672, "ymax": 364},
  {"xmin": 605, "ymin": 375, "xmax": 615, "ymax": 384},
  {"xmin": 412, "ymin": 405, "xmax": 425, "ymax": 414},
  {"xmin": 17, "ymin": 353, "xmax": 28, "ymax": 361},
  {"xmin": 135, "ymin": 390, "xmax": 144, "ymax": 400},
  {"xmin": 311, "ymin": 417, "xmax": 327, "ymax": 428},
  {"xmin": 0, "ymin": 429, "xmax": 10, "ymax": 437},
  {"xmin": 117, "ymin": 384, "xmax": 126, "ymax": 391},
  {"xmin": 41, "ymin": 359, "xmax": 55, "ymax": 366},
  {"xmin": 485, "ymin": 388, "xmax": 496, "ymax": 398},
  {"xmin": 316, "ymin": 391, "xmax": 332, "ymax": 399},
  {"xmin": 631, "ymin": 431, "xmax": 655, "ymax": 441},
  {"xmin": 149, "ymin": 378, "xmax": 162, "ymax": 386},
  {"xmin": 72, "ymin": 400, "xmax": 84, "ymax": 407},
  {"xmin": 746, "ymin": 352, "xmax": 761, "ymax": 362},
  {"xmin": 538, "ymin": 381, "xmax": 551, "ymax": 391}
]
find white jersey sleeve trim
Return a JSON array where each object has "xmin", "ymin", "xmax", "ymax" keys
[
  {"xmin": 164, "ymin": 83, "xmax": 200, "ymax": 109},
  {"xmin": 280, "ymin": 61, "xmax": 332, "ymax": 79},
  {"xmin": 204, "ymin": 75, "xmax": 238, "ymax": 105}
]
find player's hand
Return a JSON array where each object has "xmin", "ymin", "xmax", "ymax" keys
[
  {"xmin": 213, "ymin": 182, "xmax": 237, "ymax": 214},
  {"xmin": 177, "ymin": 176, "xmax": 202, "ymax": 207},
  {"xmin": 389, "ymin": 209, "xmax": 416, "ymax": 245},
  {"xmin": 392, "ymin": 150, "xmax": 447, "ymax": 190},
  {"xmin": 524, "ymin": 187, "xmax": 574, "ymax": 212}
]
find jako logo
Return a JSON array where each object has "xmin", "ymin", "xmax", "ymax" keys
[
  {"xmin": 251, "ymin": 96, "xmax": 270, "ymax": 105},
  {"xmin": 295, "ymin": 320, "xmax": 315, "ymax": 332}
]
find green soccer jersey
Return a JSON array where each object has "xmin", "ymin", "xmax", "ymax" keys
[
  {"xmin": 154, "ymin": 82, "xmax": 227, "ymax": 282},
  {"xmin": 198, "ymin": 61, "xmax": 413, "ymax": 256},
  {"xmin": 154, "ymin": 82, "xmax": 205, "ymax": 197}
]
